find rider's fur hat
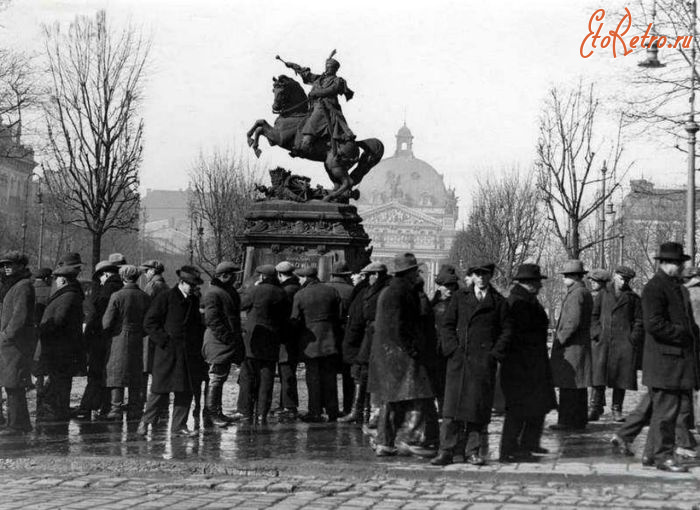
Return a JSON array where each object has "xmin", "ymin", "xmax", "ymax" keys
[{"xmin": 326, "ymin": 49, "xmax": 340, "ymax": 70}]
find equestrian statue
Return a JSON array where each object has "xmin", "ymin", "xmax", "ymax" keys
[{"xmin": 247, "ymin": 50, "xmax": 384, "ymax": 203}]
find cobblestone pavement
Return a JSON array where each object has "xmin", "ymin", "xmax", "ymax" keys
[{"xmin": 2, "ymin": 377, "xmax": 700, "ymax": 508}]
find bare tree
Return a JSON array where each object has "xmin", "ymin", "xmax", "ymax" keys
[
  {"xmin": 188, "ymin": 147, "xmax": 263, "ymax": 274},
  {"xmin": 42, "ymin": 11, "xmax": 149, "ymax": 267},
  {"xmin": 0, "ymin": 49, "xmax": 37, "ymax": 158},
  {"xmin": 449, "ymin": 169, "xmax": 542, "ymax": 289},
  {"xmin": 536, "ymin": 82, "xmax": 629, "ymax": 259}
]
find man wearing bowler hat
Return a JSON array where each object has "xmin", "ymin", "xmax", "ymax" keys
[
  {"xmin": 640, "ymin": 242, "xmax": 700, "ymax": 472},
  {"xmin": 139, "ymin": 265, "xmax": 206, "ymax": 437},
  {"xmin": 550, "ymin": 260, "xmax": 593, "ymax": 431},
  {"xmin": 499, "ymin": 263, "xmax": 556, "ymax": 462},
  {"xmin": 0, "ymin": 251, "xmax": 35, "ymax": 435},
  {"xmin": 369, "ymin": 253, "xmax": 436, "ymax": 457},
  {"xmin": 292, "ymin": 265, "xmax": 342, "ymax": 422},
  {"xmin": 274, "ymin": 261, "xmax": 301, "ymax": 421},
  {"xmin": 201, "ymin": 261, "xmax": 245, "ymax": 427},
  {"xmin": 432, "ymin": 260, "xmax": 511, "ymax": 466}
]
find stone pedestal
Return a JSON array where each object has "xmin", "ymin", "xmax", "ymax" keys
[{"xmin": 238, "ymin": 200, "xmax": 372, "ymax": 283}]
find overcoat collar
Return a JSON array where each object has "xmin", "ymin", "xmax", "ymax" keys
[
  {"xmin": 462, "ymin": 285, "xmax": 496, "ymax": 323},
  {"xmin": 565, "ymin": 280, "xmax": 586, "ymax": 296}
]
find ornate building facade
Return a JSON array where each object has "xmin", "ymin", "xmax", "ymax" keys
[{"xmin": 356, "ymin": 124, "xmax": 458, "ymax": 295}]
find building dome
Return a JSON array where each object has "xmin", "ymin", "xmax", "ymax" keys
[{"xmin": 357, "ymin": 124, "xmax": 450, "ymax": 208}]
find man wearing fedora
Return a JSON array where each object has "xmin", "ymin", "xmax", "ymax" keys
[
  {"xmin": 292, "ymin": 266, "xmax": 343, "ymax": 422},
  {"xmin": 550, "ymin": 260, "xmax": 593, "ymax": 431},
  {"xmin": 37, "ymin": 263, "xmax": 85, "ymax": 422},
  {"xmin": 640, "ymin": 242, "xmax": 700, "ymax": 472},
  {"xmin": 369, "ymin": 253, "xmax": 436, "ymax": 457},
  {"xmin": 590, "ymin": 266, "xmax": 644, "ymax": 422},
  {"xmin": 139, "ymin": 265, "xmax": 206, "ymax": 437},
  {"xmin": 235, "ymin": 264, "xmax": 289, "ymax": 424},
  {"xmin": 499, "ymin": 264, "xmax": 556, "ymax": 462},
  {"xmin": 432, "ymin": 260, "xmax": 511, "ymax": 466},
  {"xmin": 587, "ymin": 268, "xmax": 612, "ymax": 421},
  {"xmin": 75, "ymin": 260, "xmax": 122, "ymax": 419},
  {"xmin": 326, "ymin": 261, "xmax": 355, "ymax": 417},
  {"xmin": 431, "ymin": 264, "xmax": 460, "ymax": 416},
  {"xmin": 0, "ymin": 251, "xmax": 35, "ymax": 434},
  {"xmin": 201, "ymin": 261, "xmax": 245, "ymax": 427},
  {"xmin": 275, "ymin": 261, "xmax": 301, "ymax": 422}
]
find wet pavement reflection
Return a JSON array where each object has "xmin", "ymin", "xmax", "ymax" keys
[{"xmin": 0, "ymin": 376, "xmax": 678, "ymax": 468}]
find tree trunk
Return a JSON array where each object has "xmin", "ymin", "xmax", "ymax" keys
[{"xmin": 91, "ymin": 231, "xmax": 102, "ymax": 269}]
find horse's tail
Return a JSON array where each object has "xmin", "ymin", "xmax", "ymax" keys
[{"xmin": 350, "ymin": 138, "xmax": 384, "ymax": 186}]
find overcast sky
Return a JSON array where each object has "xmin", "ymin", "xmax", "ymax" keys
[{"xmin": 0, "ymin": 0, "xmax": 687, "ymax": 222}]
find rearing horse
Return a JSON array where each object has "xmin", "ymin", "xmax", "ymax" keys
[{"xmin": 247, "ymin": 75, "xmax": 384, "ymax": 202}]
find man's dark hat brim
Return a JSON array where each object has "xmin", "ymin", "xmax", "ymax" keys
[{"xmin": 176, "ymin": 269, "xmax": 204, "ymax": 285}]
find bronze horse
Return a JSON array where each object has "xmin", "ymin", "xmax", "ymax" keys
[{"xmin": 247, "ymin": 75, "xmax": 384, "ymax": 202}]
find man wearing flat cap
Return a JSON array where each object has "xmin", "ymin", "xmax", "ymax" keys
[
  {"xmin": 139, "ymin": 266, "xmax": 206, "ymax": 437},
  {"xmin": 275, "ymin": 261, "xmax": 301, "ymax": 421},
  {"xmin": 499, "ymin": 264, "xmax": 556, "ymax": 462},
  {"xmin": 639, "ymin": 242, "xmax": 700, "ymax": 472},
  {"xmin": 292, "ymin": 266, "xmax": 343, "ymax": 422},
  {"xmin": 234, "ymin": 264, "xmax": 289, "ymax": 424},
  {"xmin": 74, "ymin": 260, "xmax": 122, "ymax": 419},
  {"xmin": 201, "ymin": 261, "xmax": 244, "ymax": 427},
  {"xmin": 587, "ymin": 268, "xmax": 612, "ymax": 421},
  {"xmin": 369, "ymin": 253, "xmax": 436, "ymax": 456},
  {"xmin": 37, "ymin": 263, "xmax": 84, "ymax": 422},
  {"xmin": 341, "ymin": 262, "xmax": 388, "ymax": 424},
  {"xmin": 140, "ymin": 260, "xmax": 167, "ymax": 299},
  {"xmin": 432, "ymin": 260, "xmax": 511, "ymax": 466},
  {"xmin": 550, "ymin": 260, "xmax": 593, "ymax": 431},
  {"xmin": 590, "ymin": 266, "xmax": 643, "ymax": 423},
  {"xmin": 326, "ymin": 261, "xmax": 355, "ymax": 417},
  {"xmin": 0, "ymin": 251, "xmax": 35, "ymax": 434}
]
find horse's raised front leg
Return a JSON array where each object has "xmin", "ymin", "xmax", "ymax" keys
[{"xmin": 246, "ymin": 119, "xmax": 276, "ymax": 158}]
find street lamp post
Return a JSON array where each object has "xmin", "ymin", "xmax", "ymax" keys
[
  {"xmin": 600, "ymin": 162, "xmax": 608, "ymax": 269},
  {"xmin": 639, "ymin": 0, "xmax": 697, "ymax": 263},
  {"xmin": 21, "ymin": 172, "xmax": 41, "ymax": 255}
]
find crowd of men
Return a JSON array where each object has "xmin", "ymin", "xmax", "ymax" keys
[{"xmin": 0, "ymin": 241, "xmax": 699, "ymax": 473}]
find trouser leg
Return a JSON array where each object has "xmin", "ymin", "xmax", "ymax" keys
[
  {"xmin": 617, "ymin": 390, "xmax": 651, "ymax": 443},
  {"xmin": 279, "ymin": 362, "xmax": 299, "ymax": 410},
  {"xmin": 590, "ymin": 386, "xmax": 605, "ymax": 414},
  {"xmin": 649, "ymin": 388, "xmax": 682, "ymax": 463},
  {"xmin": 341, "ymin": 363, "xmax": 354, "ymax": 415},
  {"xmin": 377, "ymin": 401, "xmax": 409, "ymax": 447},
  {"xmin": 465, "ymin": 422, "xmax": 487, "ymax": 456},
  {"xmin": 612, "ymin": 388, "xmax": 626, "ymax": 410},
  {"xmin": 438, "ymin": 417, "xmax": 465, "ymax": 455},
  {"xmin": 520, "ymin": 415, "xmax": 546, "ymax": 451},
  {"xmin": 320, "ymin": 356, "xmax": 339, "ymax": 419},
  {"xmin": 500, "ymin": 412, "xmax": 524, "ymax": 456},
  {"xmin": 237, "ymin": 359, "xmax": 256, "ymax": 416},
  {"xmin": 44, "ymin": 370, "xmax": 72, "ymax": 420},
  {"xmin": 142, "ymin": 392, "xmax": 168, "ymax": 425},
  {"xmin": 172, "ymin": 391, "xmax": 193, "ymax": 430},
  {"xmin": 206, "ymin": 363, "xmax": 230, "ymax": 411},
  {"xmin": 676, "ymin": 390, "xmax": 697, "ymax": 449},
  {"xmin": 559, "ymin": 388, "xmax": 588, "ymax": 428},
  {"xmin": 109, "ymin": 387, "xmax": 125, "ymax": 417},
  {"xmin": 5, "ymin": 388, "xmax": 31, "ymax": 431},
  {"xmin": 305, "ymin": 359, "xmax": 323, "ymax": 416},
  {"xmin": 257, "ymin": 361, "xmax": 275, "ymax": 418}
]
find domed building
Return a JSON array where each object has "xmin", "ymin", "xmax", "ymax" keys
[{"xmin": 357, "ymin": 124, "xmax": 458, "ymax": 295}]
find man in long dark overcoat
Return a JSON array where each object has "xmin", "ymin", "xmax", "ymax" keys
[
  {"xmin": 641, "ymin": 242, "xmax": 700, "ymax": 472},
  {"xmin": 499, "ymin": 264, "xmax": 556, "ymax": 462},
  {"xmin": 38, "ymin": 264, "xmax": 85, "ymax": 422},
  {"xmin": 587, "ymin": 268, "xmax": 611, "ymax": 421},
  {"xmin": 432, "ymin": 261, "xmax": 511, "ymax": 466},
  {"xmin": 201, "ymin": 261, "xmax": 244, "ymax": 427},
  {"xmin": 550, "ymin": 260, "xmax": 593, "ymax": 431},
  {"xmin": 590, "ymin": 266, "xmax": 644, "ymax": 422},
  {"xmin": 368, "ymin": 253, "xmax": 436, "ymax": 456},
  {"xmin": 326, "ymin": 261, "xmax": 355, "ymax": 417},
  {"xmin": 235, "ymin": 265, "xmax": 289, "ymax": 423},
  {"xmin": 292, "ymin": 266, "xmax": 342, "ymax": 422},
  {"xmin": 138, "ymin": 266, "xmax": 206, "ymax": 437},
  {"xmin": 75, "ymin": 260, "xmax": 122, "ymax": 419},
  {"xmin": 275, "ymin": 261, "xmax": 301, "ymax": 421},
  {"xmin": 0, "ymin": 251, "xmax": 35, "ymax": 434},
  {"xmin": 102, "ymin": 265, "xmax": 151, "ymax": 421}
]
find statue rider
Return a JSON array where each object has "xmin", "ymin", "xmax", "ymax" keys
[{"xmin": 282, "ymin": 51, "xmax": 356, "ymax": 157}]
